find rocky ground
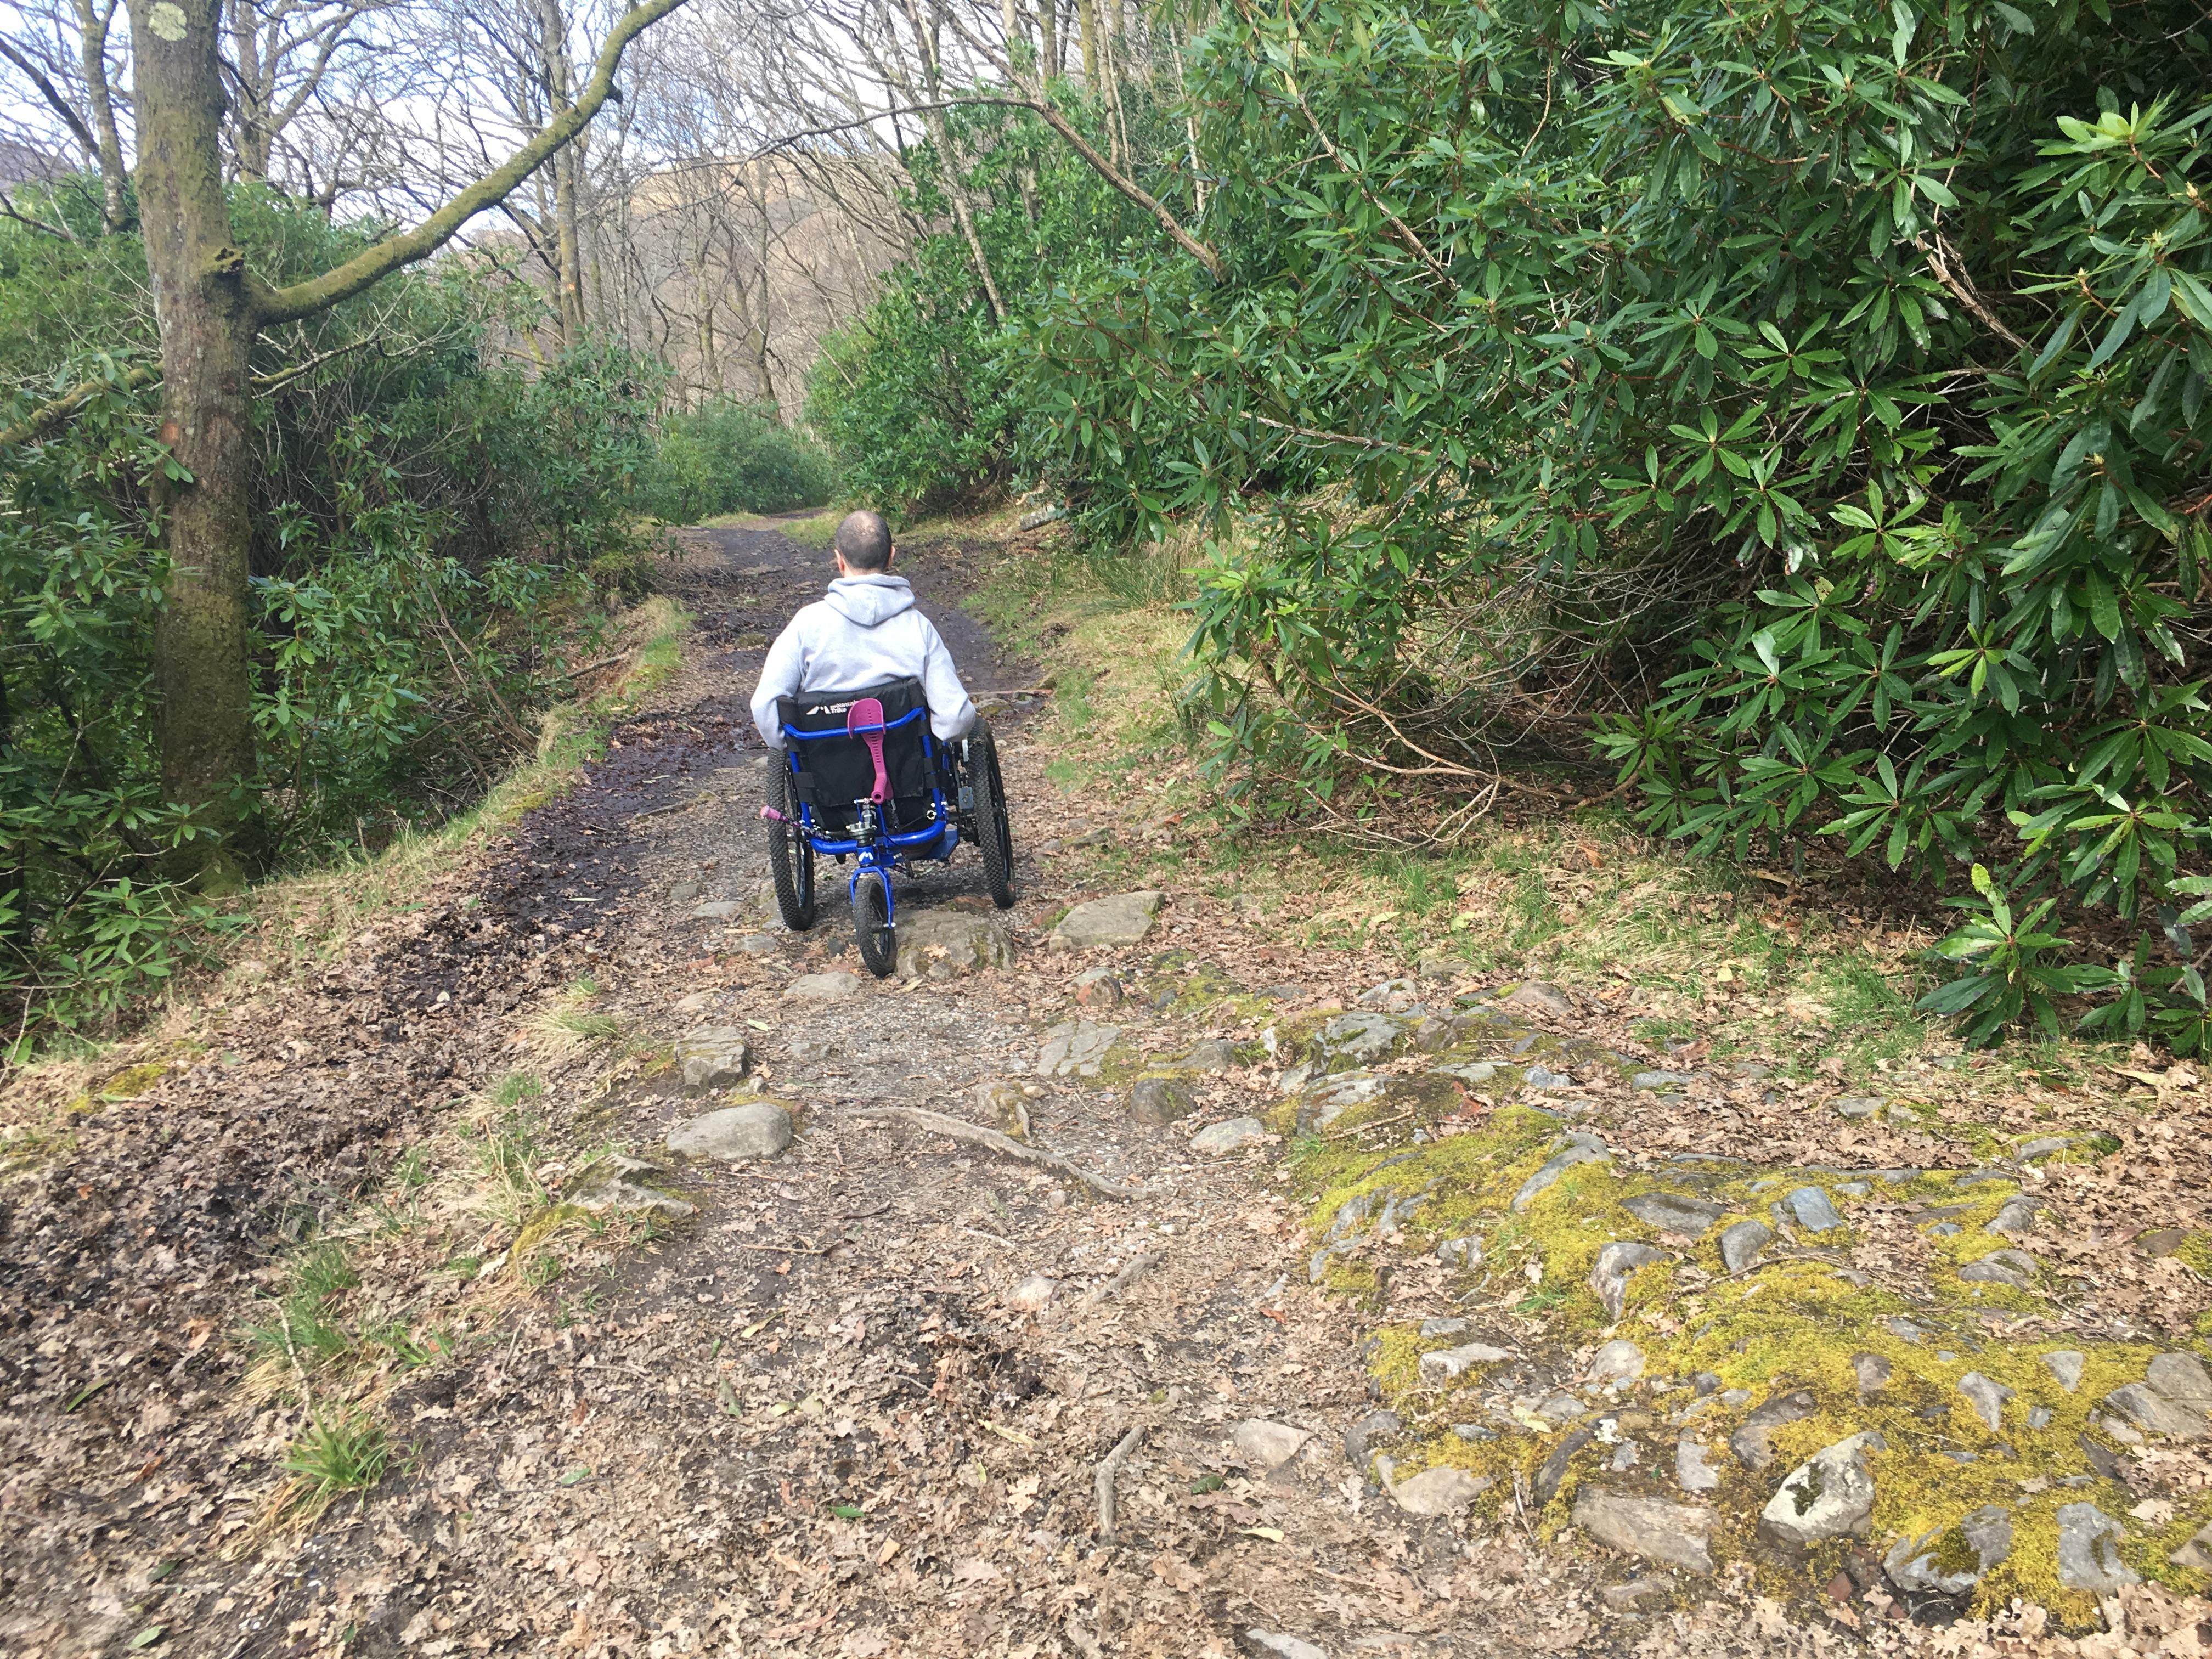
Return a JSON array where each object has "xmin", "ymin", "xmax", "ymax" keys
[{"xmin": 2, "ymin": 523, "xmax": 2210, "ymax": 1658}]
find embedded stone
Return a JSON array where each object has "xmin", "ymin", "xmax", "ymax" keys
[
  {"xmin": 1071, "ymin": 966, "xmax": 1124, "ymax": 1007},
  {"xmin": 1959, "ymin": 1372, "xmax": 2013, "ymax": 1431},
  {"xmin": 1192, "ymin": 1116, "xmax": 1268, "ymax": 1154},
  {"xmin": 1957, "ymin": 1249, "xmax": 2037, "ymax": 1286},
  {"xmin": 675, "ymin": 1025, "xmax": 752, "ymax": 1093},
  {"xmin": 1502, "ymin": 981, "xmax": 1575, "ymax": 1020},
  {"xmin": 1785, "ymin": 1187, "xmax": 1846, "ymax": 1232},
  {"xmin": 783, "ymin": 970, "xmax": 861, "ymax": 1002},
  {"xmin": 1243, "ymin": 1632, "xmax": 1327, "ymax": 1659},
  {"xmin": 1633, "ymin": 1071, "xmax": 1699, "ymax": 1091},
  {"xmin": 1760, "ymin": 1432, "xmax": 1884, "ymax": 1548},
  {"xmin": 1589, "ymin": 1340, "xmax": 1646, "ymax": 1385},
  {"xmin": 1385, "ymin": 1464, "xmax": 1493, "ymax": 1516},
  {"xmin": 1589, "ymin": 1242, "xmax": 1666, "ymax": 1320},
  {"xmin": 1048, "ymin": 890, "xmax": 1163, "ymax": 950},
  {"xmin": 2171, "ymin": 1524, "xmax": 2212, "ymax": 1571},
  {"xmin": 1038, "ymin": 1018, "xmax": 1122, "ymax": 1077},
  {"xmin": 1675, "ymin": 1438, "xmax": 1720, "ymax": 1493},
  {"xmin": 1127, "ymin": 1076, "xmax": 1197, "ymax": 1127},
  {"xmin": 1533, "ymin": 1427, "xmax": 1596, "ymax": 1506},
  {"xmin": 1832, "ymin": 1096, "xmax": 1886, "ymax": 1119},
  {"xmin": 666, "ymin": 1102, "xmax": 793, "ymax": 1162},
  {"xmin": 2146, "ymin": 1351, "xmax": 2212, "ymax": 1412},
  {"xmin": 1730, "ymin": 1390, "xmax": 1818, "ymax": 1470},
  {"xmin": 1419, "ymin": 1341, "xmax": 1516, "ymax": 1385},
  {"xmin": 1316, "ymin": 1011, "xmax": 1406, "ymax": 1063},
  {"xmin": 1852, "ymin": 1353, "xmax": 1892, "ymax": 1398},
  {"xmin": 2056, "ymin": 1502, "xmax": 2140, "ymax": 1592},
  {"xmin": 2102, "ymin": 1383, "xmax": 2208, "ymax": 1440},
  {"xmin": 1434, "ymin": 1235, "xmax": 1482, "ymax": 1268},
  {"xmin": 1007, "ymin": 1275, "xmax": 1056, "ymax": 1312},
  {"xmin": 1233, "ymin": 1419, "xmax": 1311, "ymax": 1469},
  {"xmin": 1622, "ymin": 1193, "xmax": 1728, "ymax": 1235},
  {"xmin": 1987, "ymin": 1195, "xmax": 2042, "ymax": 1234},
  {"xmin": 1885, "ymin": 1505, "xmax": 2013, "ymax": 1596},
  {"xmin": 1512, "ymin": 1136, "xmax": 1611, "ymax": 1212},
  {"xmin": 1718, "ymin": 1220, "xmax": 1771, "ymax": 1273},
  {"xmin": 894, "ymin": 908, "xmax": 1014, "ymax": 978},
  {"xmin": 1343, "ymin": 1408, "xmax": 1403, "ymax": 1471},
  {"xmin": 1572, "ymin": 1488, "xmax": 1717, "ymax": 1575}
]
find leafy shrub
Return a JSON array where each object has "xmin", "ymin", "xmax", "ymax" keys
[
  {"xmin": 1001, "ymin": 0, "xmax": 2210, "ymax": 1046},
  {"xmin": 644, "ymin": 396, "xmax": 836, "ymax": 521},
  {"xmin": 1, "ymin": 184, "xmax": 672, "ymax": 1052}
]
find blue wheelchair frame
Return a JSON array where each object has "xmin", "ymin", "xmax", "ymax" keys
[{"xmin": 778, "ymin": 703, "xmax": 962, "ymax": 927}]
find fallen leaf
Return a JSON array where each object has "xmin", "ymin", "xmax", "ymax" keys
[{"xmin": 1238, "ymin": 1526, "xmax": 1285, "ymax": 1543}]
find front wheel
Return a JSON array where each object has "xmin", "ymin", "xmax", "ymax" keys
[
  {"xmin": 971, "ymin": 724, "xmax": 1015, "ymax": 910},
  {"xmin": 853, "ymin": 871, "xmax": 896, "ymax": 977},
  {"xmin": 767, "ymin": 764, "xmax": 815, "ymax": 930}
]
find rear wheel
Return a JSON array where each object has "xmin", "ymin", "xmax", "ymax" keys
[
  {"xmin": 853, "ymin": 871, "xmax": 896, "ymax": 977},
  {"xmin": 972, "ymin": 724, "xmax": 1015, "ymax": 910},
  {"xmin": 767, "ymin": 765, "xmax": 815, "ymax": 930}
]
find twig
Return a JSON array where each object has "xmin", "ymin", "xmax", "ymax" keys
[
  {"xmin": 732, "ymin": 1242, "xmax": 831, "ymax": 1256},
  {"xmin": 855, "ymin": 1107, "xmax": 1139, "ymax": 1200},
  {"xmin": 961, "ymin": 1226, "xmax": 1018, "ymax": 1249},
  {"xmin": 1094, "ymin": 1425, "xmax": 1146, "ymax": 1543},
  {"xmin": 1084, "ymin": 1250, "xmax": 1164, "ymax": 1307},
  {"xmin": 553, "ymin": 655, "xmax": 627, "ymax": 682}
]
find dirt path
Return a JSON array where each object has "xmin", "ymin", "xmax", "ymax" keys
[
  {"xmin": 9, "ymin": 527, "xmax": 2210, "ymax": 1659},
  {"xmin": 0, "ymin": 528, "xmax": 1624, "ymax": 1659}
]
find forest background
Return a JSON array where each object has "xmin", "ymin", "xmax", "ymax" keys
[{"xmin": 1, "ymin": 0, "xmax": 2208, "ymax": 1058}]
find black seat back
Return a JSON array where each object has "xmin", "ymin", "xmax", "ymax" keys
[{"xmin": 777, "ymin": 676, "xmax": 939, "ymax": 832}]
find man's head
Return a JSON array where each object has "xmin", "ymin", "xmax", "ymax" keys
[{"xmin": 832, "ymin": 510, "xmax": 894, "ymax": 574}]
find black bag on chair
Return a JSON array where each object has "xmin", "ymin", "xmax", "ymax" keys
[{"xmin": 775, "ymin": 676, "xmax": 940, "ymax": 833}]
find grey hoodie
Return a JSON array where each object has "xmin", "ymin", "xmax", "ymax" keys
[{"xmin": 750, "ymin": 573, "xmax": 977, "ymax": 748}]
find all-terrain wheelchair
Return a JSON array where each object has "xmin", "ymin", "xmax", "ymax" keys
[{"xmin": 761, "ymin": 676, "xmax": 1015, "ymax": 975}]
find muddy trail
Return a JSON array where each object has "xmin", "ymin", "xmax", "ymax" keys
[{"xmin": 6, "ymin": 526, "xmax": 2212, "ymax": 1659}]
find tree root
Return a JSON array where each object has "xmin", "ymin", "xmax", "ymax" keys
[
  {"xmin": 1094, "ymin": 1425, "xmax": 1146, "ymax": 1543},
  {"xmin": 854, "ymin": 1106, "xmax": 1139, "ymax": 1200},
  {"xmin": 1084, "ymin": 1249, "xmax": 1163, "ymax": 1307}
]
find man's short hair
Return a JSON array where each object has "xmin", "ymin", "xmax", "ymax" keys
[{"xmin": 834, "ymin": 511, "xmax": 893, "ymax": 571}]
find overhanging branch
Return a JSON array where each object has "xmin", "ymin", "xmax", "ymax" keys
[{"xmin": 250, "ymin": 0, "xmax": 690, "ymax": 325}]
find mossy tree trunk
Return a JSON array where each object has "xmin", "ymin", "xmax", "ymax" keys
[{"xmin": 115, "ymin": 0, "xmax": 689, "ymax": 885}]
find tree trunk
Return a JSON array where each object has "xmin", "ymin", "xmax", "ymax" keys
[
  {"xmin": 73, "ymin": 0, "xmax": 130, "ymax": 228},
  {"xmin": 224, "ymin": 0, "xmax": 273, "ymax": 178},
  {"xmin": 128, "ymin": 0, "xmax": 257, "ymax": 887},
  {"xmin": 1076, "ymin": 0, "xmax": 1099, "ymax": 87},
  {"xmin": 1038, "ymin": 0, "xmax": 1058, "ymax": 79},
  {"xmin": 534, "ymin": 0, "xmax": 588, "ymax": 341}
]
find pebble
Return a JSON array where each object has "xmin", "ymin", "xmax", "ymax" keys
[
  {"xmin": 1832, "ymin": 1096, "xmax": 1886, "ymax": 1118},
  {"xmin": 1434, "ymin": 1235, "xmax": 1481, "ymax": 1268},
  {"xmin": 2172, "ymin": 1524, "xmax": 2212, "ymax": 1570},
  {"xmin": 1006, "ymin": 1275, "xmax": 1056, "ymax": 1312},
  {"xmin": 1988, "ymin": 1195, "xmax": 2042, "ymax": 1234},
  {"xmin": 1600, "ymin": 1575, "xmax": 1675, "ymax": 1612},
  {"xmin": 1192, "ymin": 1116, "xmax": 1268, "ymax": 1154},
  {"xmin": 1718, "ymin": 1220, "xmax": 1771, "ymax": 1273},
  {"xmin": 1572, "ymin": 1488, "xmax": 1716, "ymax": 1575},
  {"xmin": 690, "ymin": 900, "xmax": 744, "ymax": 919},
  {"xmin": 1589, "ymin": 1340, "xmax": 1646, "ymax": 1385},
  {"xmin": 2044, "ymin": 1350, "xmax": 2086, "ymax": 1391},
  {"xmin": 1589, "ymin": 1242, "xmax": 1667, "ymax": 1320},
  {"xmin": 1233, "ymin": 1419, "xmax": 1310, "ymax": 1469},
  {"xmin": 1523, "ymin": 1064, "xmax": 1574, "ymax": 1089},
  {"xmin": 2056, "ymin": 1502, "xmax": 2140, "ymax": 1592},
  {"xmin": 665, "ymin": 1102, "xmax": 793, "ymax": 1162},
  {"xmin": 1633, "ymin": 1071, "xmax": 1699, "ymax": 1090},
  {"xmin": 1760, "ymin": 1432, "xmax": 1883, "ymax": 1547},
  {"xmin": 783, "ymin": 971, "xmax": 861, "ymax": 1002},
  {"xmin": 1071, "ymin": 966, "xmax": 1124, "ymax": 1007},
  {"xmin": 735, "ymin": 933, "xmax": 781, "ymax": 956},
  {"xmin": 1957, "ymin": 1249, "xmax": 2037, "ymax": 1286},
  {"xmin": 1244, "ymin": 1634, "xmax": 1328, "ymax": 1659},
  {"xmin": 1420, "ymin": 1317, "xmax": 1469, "ymax": 1338},
  {"xmin": 1047, "ymin": 890, "xmax": 1162, "ymax": 950},
  {"xmin": 1883, "ymin": 1317, "xmax": 1928, "ymax": 1344},
  {"xmin": 1959, "ymin": 1372, "xmax": 2014, "ymax": 1431},
  {"xmin": 1357, "ymin": 977, "xmax": 1420, "ymax": 1011}
]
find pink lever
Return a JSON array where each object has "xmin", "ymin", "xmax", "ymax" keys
[{"xmin": 848, "ymin": 697, "xmax": 889, "ymax": 803}]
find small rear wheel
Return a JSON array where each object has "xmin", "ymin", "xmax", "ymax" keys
[
  {"xmin": 853, "ymin": 871, "xmax": 896, "ymax": 977},
  {"xmin": 971, "ymin": 723, "xmax": 1015, "ymax": 910},
  {"xmin": 767, "ymin": 764, "xmax": 815, "ymax": 930}
]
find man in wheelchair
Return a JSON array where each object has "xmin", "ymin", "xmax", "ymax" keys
[{"xmin": 748, "ymin": 511, "xmax": 1016, "ymax": 975}]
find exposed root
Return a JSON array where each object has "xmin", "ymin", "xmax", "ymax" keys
[
  {"xmin": 1094, "ymin": 1425, "xmax": 1146, "ymax": 1543},
  {"xmin": 1084, "ymin": 1249, "xmax": 1163, "ymax": 1307},
  {"xmin": 854, "ymin": 1106, "xmax": 1138, "ymax": 1200}
]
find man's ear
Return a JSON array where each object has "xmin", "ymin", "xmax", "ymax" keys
[{"xmin": 884, "ymin": 544, "xmax": 896, "ymax": 568}]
